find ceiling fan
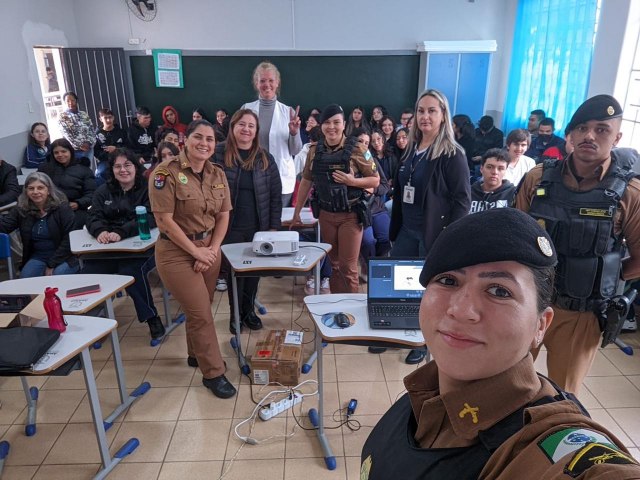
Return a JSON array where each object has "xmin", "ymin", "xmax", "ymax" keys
[{"xmin": 125, "ymin": 0, "xmax": 158, "ymax": 22}]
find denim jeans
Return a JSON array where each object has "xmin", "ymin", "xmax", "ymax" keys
[
  {"xmin": 20, "ymin": 258, "xmax": 80, "ymax": 278},
  {"xmin": 390, "ymin": 226, "xmax": 427, "ymax": 257},
  {"xmin": 94, "ymin": 160, "xmax": 109, "ymax": 187},
  {"xmin": 361, "ymin": 211, "xmax": 392, "ymax": 260}
]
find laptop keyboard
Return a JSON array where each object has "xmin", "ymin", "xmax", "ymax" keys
[{"xmin": 369, "ymin": 304, "xmax": 420, "ymax": 317}]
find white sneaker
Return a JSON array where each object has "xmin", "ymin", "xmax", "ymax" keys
[
  {"xmin": 622, "ymin": 318, "xmax": 637, "ymax": 332},
  {"xmin": 320, "ymin": 277, "xmax": 331, "ymax": 293},
  {"xmin": 216, "ymin": 278, "xmax": 228, "ymax": 292},
  {"xmin": 304, "ymin": 277, "xmax": 315, "ymax": 295}
]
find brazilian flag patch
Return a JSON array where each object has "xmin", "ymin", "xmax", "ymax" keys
[{"xmin": 564, "ymin": 443, "xmax": 637, "ymax": 477}]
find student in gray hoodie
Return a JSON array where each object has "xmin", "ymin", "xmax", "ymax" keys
[{"xmin": 469, "ymin": 148, "xmax": 516, "ymax": 214}]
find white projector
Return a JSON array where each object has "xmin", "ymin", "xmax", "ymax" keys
[{"xmin": 252, "ymin": 231, "xmax": 300, "ymax": 256}]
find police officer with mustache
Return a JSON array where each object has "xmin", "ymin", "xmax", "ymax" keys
[{"xmin": 515, "ymin": 94, "xmax": 640, "ymax": 396}]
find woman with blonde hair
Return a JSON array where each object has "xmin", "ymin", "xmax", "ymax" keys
[
  {"xmin": 385, "ymin": 89, "xmax": 471, "ymax": 364},
  {"xmin": 241, "ymin": 61, "xmax": 302, "ymax": 207}
]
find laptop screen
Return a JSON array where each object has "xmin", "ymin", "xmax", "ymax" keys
[{"xmin": 368, "ymin": 258, "xmax": 426, "ymax": 301}]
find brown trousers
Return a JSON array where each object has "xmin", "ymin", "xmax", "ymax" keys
[
  {"xmin": 531, "ymin": 306, "xmax": 602, "ymax": 395},
  {"xmin": 319, "ymin": 210, "xmax": 363, "ymax": 294},
  {"xmin": 155, "ymin": 238, "xmax": 225, "ymax": 379}
]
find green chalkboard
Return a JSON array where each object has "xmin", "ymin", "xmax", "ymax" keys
[{"xmin": 130, "ymin": 54, "xmax": 420, "ymax": 124}]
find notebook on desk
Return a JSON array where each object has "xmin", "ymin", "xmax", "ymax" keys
[{"xmin": 367, "ymin": 258, "xmax": 426, "ymax": 329}]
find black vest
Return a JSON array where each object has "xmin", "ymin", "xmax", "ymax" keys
[
  {"xmin": 528, "ymin": 157, "xmax": 634, "ymax": 311},
  {"xmin": 311, "ymin": 136, "xmax": 362, "ymax": 212},
  {"xmin": 361, "ymin": 386, "xmax": 583, "ymax": 480}
]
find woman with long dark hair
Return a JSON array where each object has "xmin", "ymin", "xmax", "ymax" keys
[
  {"xmin": 214, "ymin": 109, "xmax": 282, "ymax": 333},
  {"xmin": 452, "ymin": 113, "xmax": 479, "ymax": 175},
  {"xmin": 24, "ymin": 122, "xmax": 51, "ymax": 169},
  {"xmin": 84, "ymin": 148, "xmax": 164, "ymax": 341},
  {"xmin": 0, "ymin": 172, "xmax": 78, "ymax": 277},
  {"xmin": 345, "ymin": 106, "xmax": 370, "ymax": 137}
]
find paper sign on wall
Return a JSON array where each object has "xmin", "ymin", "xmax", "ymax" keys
[{"xmin": 153, "ymin": 49, "xmax": 183, "ymax": 88}]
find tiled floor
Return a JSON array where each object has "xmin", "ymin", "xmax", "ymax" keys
[{"xmin": 2, "ymin": 274, "xmax": 640, "ymax": 479}]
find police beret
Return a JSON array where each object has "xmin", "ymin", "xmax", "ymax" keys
[
  {"xmin": 319, "ymin": 104, "xmax": 344, "ymax": 124},
  {"xmin": 565, "ymin": 94, "xmax": 622, "ymax": 133},
  {"xmin": 419, "ymin": 209, "xmax": 557, "ymax": 287}
]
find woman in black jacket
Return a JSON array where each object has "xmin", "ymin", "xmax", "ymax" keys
[
  {"xmin": 83, "ymin": 148, "xmax": 164, "ymax": 340},
  {"xmin": 0, "ymin": 172, "xmax": 79, "ymax": 277},
  {"xmin": 38, "ymin": 138, "xmax": 96, "ymax": 229},
  {"xmin": 214, "ymin": 109, "xmax": 282, "ymax": 333}
]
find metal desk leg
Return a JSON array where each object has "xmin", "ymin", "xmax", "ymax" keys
[
  {"xmin": 20, "ymin": 377, "xmax": 38, "ymax": 436},
  {"xmin": 150, "ymin": 285, "xmax": 186, "ymax": 347},
  {"xmin": 80, "ymin": 348, "xmax": 140, "ymax": 480},
  {"xmin": 0, "ymin": 441, "xmax": 9, "ymax": 476},
  {"xmin": 308, "ymin": 331, "xmax": 336, "ymax": 470},
  {"xmin": 102, "ymin": 330, "xmax": 151, "ymax": 429},
  {"xmin": 230, "ymin": 272, "xmax": 250, "ymax": 376}
]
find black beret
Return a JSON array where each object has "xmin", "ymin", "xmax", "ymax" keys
[
  {"xmin": 319, "ymin": 104, "xmax": 344, "ymax": 124},
  {"xmin": 565, "ymin": 94, "xmax": 622, "ymax": 133},
  {"xmin": 419, "ymin": 209, "xmax": 557, "ymax": 287}
]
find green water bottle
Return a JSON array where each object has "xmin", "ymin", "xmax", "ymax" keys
[{"xmin": 135, "ymin": 205, "xmax": 151, "ymax": 240}]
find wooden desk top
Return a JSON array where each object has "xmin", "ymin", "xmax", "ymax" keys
[
  {"xmin": 70, "ymin": 228, "xmax": 159, "ymax": 254},
  {"xmin": 0, "ymin": 274, "xmax": 134, "ymax": 314},
  {"xmin": 304, "ymin": 294, "xmax": 425, "ymax": 347}
]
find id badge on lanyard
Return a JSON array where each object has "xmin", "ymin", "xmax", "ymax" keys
[{"xmin": 403, "ymin": 148, "xmax": 429, "ymax": 205}]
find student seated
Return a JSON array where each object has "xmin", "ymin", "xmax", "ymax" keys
[
  {"xmin": 24, "ymin": 122, "xmax": 51, "ymax": 169},
  {"xmin": 38, "ymin": 138, "xmax": 96, "ymax": 229},
  {"xmin": 503, "ymin": 129, "xmax": 535, "ymax": 186},
  {"xmin": 362, "ymin": 208, "xmax": 640, "ymax": 479},
  {"xmin": 0, "ymin": 156, "xmax": 21, "ymax": 207},
  {"xmin": 94, "ymin": 108, "xmax": 128, "ymax": 185},
  {"xmin": 0, "ymin": 172, "xmax": 79, "ymax": 277},
  {"xmin": 469, "ymin": 148, "xmax": 516, "ymax": 213},
  {"xmin": 525, "ymin": 117, "xmax": 566, "ymax": 163},
  {"xmin": 127, "ymin": 106, "xmax": 155, "ymax": 164},
  {"xmin": 83, "ymin": 148, "xmax": 165, "ymax": 340}
]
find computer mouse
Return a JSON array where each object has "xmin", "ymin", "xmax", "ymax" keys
[{"xmin": 334, "ymin": 313, "xmax": 351, "ymax": 328}]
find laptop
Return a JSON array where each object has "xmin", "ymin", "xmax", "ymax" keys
[{"xmin": 367, "ymin": 258, "xmax": 426, "ymax": 329}]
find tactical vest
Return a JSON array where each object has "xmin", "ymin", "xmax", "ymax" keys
[
  {"xmin": 311, "ymin": 136, "xmax": 362, "ymax": 212},
  {"xmin": 528, "ymin": 158, "xmax": 634, "ymax": 311},
  {"xmin": 360, "ymin": 384, "xmax": 583, "ymax": 480}
]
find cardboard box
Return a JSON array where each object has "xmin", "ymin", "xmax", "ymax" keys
[
  {"xmin": 250, "ymin": 329, "xmax": 303, "ymax": 386},
  {"xmin": 0, "ymin": 294, "xmax": 45, "ymax": 329}
]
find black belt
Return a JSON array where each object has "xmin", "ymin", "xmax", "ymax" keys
[
  {"xmin": 160, "ymin": 230, "xmax": 210, "ymax": 241},
  {"xmin": 553, "ymin": 294, "xmax": 597, "ymax": 312}
]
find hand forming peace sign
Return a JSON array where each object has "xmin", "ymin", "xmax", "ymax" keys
[{"xmin": 288, "ymin": 105, "xmax": 301, "ymax": 136}]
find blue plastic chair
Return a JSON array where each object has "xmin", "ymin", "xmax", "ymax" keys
[{"xmin": 0, "ymin": 233, "xmax": 14, "ymax": 280}]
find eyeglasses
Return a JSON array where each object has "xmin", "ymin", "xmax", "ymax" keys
[{"xmin": 113, "ymin": 163, "xmax": 135, "ymax": 170}]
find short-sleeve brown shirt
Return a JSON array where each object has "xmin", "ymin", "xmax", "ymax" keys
[
  {"xmin": 149, "ymin": 151, "xmax": 232, "ymax": 236},
  {"xmin": 301, "ymin": 136, "xmax": 379, "ymax": 182}
]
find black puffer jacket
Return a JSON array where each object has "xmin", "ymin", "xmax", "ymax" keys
[
  {"xmin": 213, "ymin": 142, "xmax": 282, "ymax": 231},
  {"xmin": 0, "ymin": 161, "xmax": 21, "ymax": 207},
  {"xmin": 86, "ymin": 181, "xmax": 156, "ymax": 239},
  {"xmin": 38, "ymin": 159, "xmax": 96, "ymax": 210},
  {"xmin": 0, "ymin": 203, "xmax": 77, "ymax": 269}
]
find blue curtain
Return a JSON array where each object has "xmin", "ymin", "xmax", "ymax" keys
[{"xmin": 502, "ymin": 0, "xmax": 599, "ymax": 135}]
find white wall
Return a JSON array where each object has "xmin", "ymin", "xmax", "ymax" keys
[{"xmin": 0, "ymin": 0, "xmax": 78, "ymax": 165}]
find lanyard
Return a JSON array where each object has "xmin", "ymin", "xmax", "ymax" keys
[{"xmin": 407, "ymin": 147, "xmax": 431, "ymax": 186}]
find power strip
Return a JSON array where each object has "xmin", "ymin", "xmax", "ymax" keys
[{"xmin": 259, "ymin": 392, "xmax": 303, "ymax": 421}]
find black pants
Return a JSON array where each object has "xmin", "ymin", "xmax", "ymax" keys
[{"xmin": 222, "ymin": 226, "xmax": 260, "ymax": 318}]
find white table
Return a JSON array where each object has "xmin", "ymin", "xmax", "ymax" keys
[
  {"xmin": 2, "ymin": 315, "xmax": 150, "ymax": 479},
  {"xmin": 70, "ymin": 228, "xmax": 184, "ymax": 346},
  {"xmin": 221, "ymin": 242, "xmax": 331, "ymax": 374},
  {"xmin": 304, "ymin": 294, "xmax": 426, "ymax": 470},
  {"xmin": 281, "ymin": 207, "xmax": 320, "ymax": 238}
]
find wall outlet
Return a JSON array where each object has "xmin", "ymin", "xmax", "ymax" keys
[{"xmin": 128, "ymin": 38, "xmax": 140, "ymax": 45}]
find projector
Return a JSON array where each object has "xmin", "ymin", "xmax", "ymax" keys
[{"xmin": 252, "ymin": 231, "xmax": 300, "ymax": 256}]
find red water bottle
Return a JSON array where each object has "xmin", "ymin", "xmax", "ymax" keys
[{"xmin": 43, "ymin": 287, "xmax": 66, "ymax": 332}]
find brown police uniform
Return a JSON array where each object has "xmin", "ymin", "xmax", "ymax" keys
[
  {"xmin": 302, "ymin": 137, "xmax": 379, "ymax": 293},
  {"xmin": 149, "ymin": 151, "xmax": 232, "ymax": 380},
  {"xmin": 516, "ymin": 160, "xmax": 640, "ymax": 394},
  {"xmin": 361, "ymin": 356, "xmax": 640, "ymax": 479}
]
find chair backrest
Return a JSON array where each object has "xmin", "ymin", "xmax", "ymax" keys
[{"xmin": 0, "ymin": 233, "xmax": 14, "ymax": 279}]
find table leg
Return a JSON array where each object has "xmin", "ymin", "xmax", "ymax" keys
[
  {"xmin": 151, "ymin": 285, "xmax": 185, "ymax": 347},
  {"xmin": 80, "ymin": 348, "xmax": 140, "ymax": 480},
  {"xmin": 102, "ymin": 330, "xmax": 151, "ymax": 427},
  {"xmin": 309, "ymin": 331, "xmax": 336, "ymax": 470},
  {"xmin": 20, "ymin": 377, "xmax": 38, "ymax": 436},
  {"xmin": 231, "ymin": 272, "xmax": 249, "ymax": 375}
]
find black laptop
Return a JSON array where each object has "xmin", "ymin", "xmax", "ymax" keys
[{"xmin": 367, "ymin": 258, "xmax": 425, "ymax": 329}]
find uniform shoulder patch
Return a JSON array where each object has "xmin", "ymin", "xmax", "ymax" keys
[
  {"xmin": 564, "ymin": 443, "xmax": 638, "ymax": 478},
  {"xmin": 154, "ymin": 170, "xmax": 168, "ymax": 189},
  {"xmin": 154, "ymin": 167, "xmax": 170, "ymax": 176},
  {"xmin": 538, "ymin": 428, "xmax": 615, "ymax": 464},
  {"xmin": 360, "ymin": 454, "xmax": 372, "ymax": 480}
]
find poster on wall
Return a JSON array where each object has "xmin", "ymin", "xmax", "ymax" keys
[{"xmin": 153, "ymin": 49, "xmax": 183, "ymax": 88}]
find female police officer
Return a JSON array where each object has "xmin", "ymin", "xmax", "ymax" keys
[
  {"xmin": 361, "ymin": 208, "xmax": 640, "ymax": 479},
  {"xmin": 291, "ymin": 104, "xmax": 379, "ymax": 293},
  {"xmin": 149, "ymin": 120, "xmax": 236, "ymax": 399}
]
